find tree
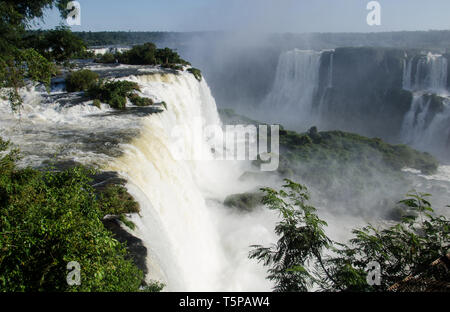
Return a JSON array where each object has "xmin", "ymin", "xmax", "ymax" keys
[
  {"xmin": 250, "ymin": 179, "xmax": 450, "ymax": 292},
  {"xmin": 0, "ymin": 1, "xmax": 74, "ymax": 109},
  {"xmin": 26, "ymin": 26, "xmax": 87, "ymax": 62},
  {"xmin": 0, "ymin": 137, "xmax": 163, "ymax": 291}
]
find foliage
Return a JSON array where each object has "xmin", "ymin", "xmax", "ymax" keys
[
  {"xmin": 269, "ymin": 127, "xmax": 440, "ymax": 211},
  {"xmin": 0, "ymin": 1, "xmax": 87, "ymax": 109},
  {"xmin": 95, "ymin": 52, "xmax": 116, "ymax": 64},
  {"xmin": 279, "ymin": 128, "xmax": 438, "ymax": 176},
  {"xmin": 65, "ymin": 69, "xmax": 99, "ymax": 92},
  {"xmin": 92, "ymin": 99, "xmax": 101, "ymax": 109},
  {"xmin": 250, "ymin": 180, "xmax": 332, "ymax": 292},
  {"xmin": 0, "ymin": 48, "xmax": 56, "ymax": 110},
  {"xmin": 25, "ymin": 26, "xmax": 87, "ymax": 63},
  {"xmin": 187, "ymin": 67, "xmax": 202, "ymax": 81},
  {"xmin": 94, "ymin": 42, "xmax": 190, "ymax": 68},
  {"xmin": 224, "ymin": 192, "xmax": 263, "ymax": 212},
  {"xmin": 250, "ymin": 179, "xmax": 450, "ymax": 292},
  {"xmin": 87, "ymin": 80, "xmax": 140, "ymax": 110},
  {"xmin": 0, "ymin": 137, "xmax": 162, "ymax": 292},
  {"xmin": 128, "ymin": 93, "xmax": 153, "ymax": 107}
]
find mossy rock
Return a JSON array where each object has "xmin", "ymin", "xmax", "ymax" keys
[{"xmin": 224, "ymin": 192, "xmax": 264, "ymax": 212}]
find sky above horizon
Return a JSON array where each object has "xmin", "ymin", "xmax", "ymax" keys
[{"xmin": 36, "ymin": 0, "xmax": 450, "ymax": 33}]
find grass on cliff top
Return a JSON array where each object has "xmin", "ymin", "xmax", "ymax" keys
[{"xmin": 279, "ymin": 127, "xmax": 438, "ymax": 176}]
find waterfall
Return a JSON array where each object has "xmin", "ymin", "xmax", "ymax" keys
[
  {"xmin": 402, "ymin": 57, "xmax": 413, "ymax": 90},
  {"xmin": 0, "ymin": 70, "xmax": 278, "ymax": 292},
  {"xmin": 106, "ymin": 72, "xmax": 278, "ymax": 291},
  {"xmin": 401, "ymin": 53, "xmax": 450, "ymax": 159},
  {"xmin": 327, "ymin": 52, "xmax": 334, "ymax": 89},
  {"xmin": 400, "ymin": 94, "xmax": 450, "ymax": 159},
  {"xmin": 403, "ymin": 53, "xmax": 448, "ymax": 93},
  {"xmin": 261, "ymin": 49, "xmax": 322, "ymax": 129}
]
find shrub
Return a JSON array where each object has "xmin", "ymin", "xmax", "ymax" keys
[
  {"xmin": 187, "ymin": 68, "xmax": 202, "ymax": 81},
  {"xmin": 0, "ymin": 138, "xmax": 162, "ymax": 292},
  {"xmin": 129, "ymin": 93, "xmax": 153, "ymax": 107},
  {"xmin": 93, "ymin": 99, "xmax": 101, "ymax": 108},
  {"xmin": 88, "ymin": 80, "xmax": 140, "ymax": 110},
  {"xmin": 118, "ymin": 43, "xmax": 157, "ymax": 65},
  {"xmin": 112, "ymin": 42, "xmax": 190, "ymax": 67},
  {"xmin": 66, "ymin": 69, "xmax": 99, "ymax": 92},
  {"xmin": 251, "ymin": 179, "xmax": 450, "ymax": 292},
  {"xmin": 95, "ymin": 52, "xmax": 117, "ymax": 64}
]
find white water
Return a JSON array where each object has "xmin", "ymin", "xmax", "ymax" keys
[
  {"xmin": 401, "ymin": 53, "xmax": 450, "ymax": 160},
  {"xmin": 260, "ymin": 49, "xmax": 322, "ymax": 129},
  {"xmin": 104, "ymin": 72, "xmax": 279, "ymax": 291},
  {"xmin": 0, "ymin": 71, "xmax": 279, "ymax": 292},
  {"xmin": 403, "ymin": 53, "xmax": 448, "ymax": 93},
  {"xmin": 400, "ymin": 95, "xmax": 450, "ymax": 160}
]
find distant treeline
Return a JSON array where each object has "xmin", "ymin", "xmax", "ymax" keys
[
  {"xmin": 73, "ymin": 30, "xmax": 450, "ymax": 51},
  {"xmin": 72, "ymin": 31, "xmax": 203, "ymax": 47}
]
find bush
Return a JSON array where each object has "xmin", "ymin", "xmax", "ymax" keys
[
  {"xmin": 110, "ymin": 42, "xmax": 190, "ymax": 67},
  {"xmin": 66, "ymin": 69, "xmax": 99, "ymax": 92},
  {"xmin": 88, "ymin": 80, "xmax": 140, "ymax": 110},
  {"xmin": 93, "ymin": 99, "xmax": 101, "ymax": 108},
  {"xmin": 0, "ymin": 138, "xmax": 162, "ymax": 292},
  {"xmin": 118, "ymin": 43, "xmax": 157, "ymax": 65},
  {"xmin": 129, "ymin": 93, "xmax": 153, "ymax": 107},
  {"xmin": 187, "ymin": 68, "xmax": 202, "ymax": 81},
  {"xmin": 95, "ymin": 52, "xmax": 117, "ymax": 64},
  {"xmin": 251, "ymin": 179, "xmax": 450, "ymax": 292}
]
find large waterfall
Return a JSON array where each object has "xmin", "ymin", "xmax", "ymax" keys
[
  {"xmin": 401, "ymin": 53, "xmax": 450, "ymax": 160},
  {"xmin": 0, "ymin": 69, "xmax": 278, "ymax": 291},
  {"xmin": 109, "ymin": 74, "xmax": 278, "ymax": 291},
  {"xmin": 259, "ymin": 48, "xmax": 450, "ymax": 160},
  {"xmin": 403, "ymin": 53, "xmax": 448, "ymax": 93},
  {"xmin": 260, "ymin": 49, "xmax": 322, "ymax": 129}
]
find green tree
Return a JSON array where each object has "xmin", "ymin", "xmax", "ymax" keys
[
  {"xmin": 0, "ymin": 137, "xmax": 163, "ymax": 291},
  {"xmin": 251, "ymin": 179, "xmax": 450, "ymax": 292},
  {"xmin": 26, "ymin": 26, "xmax": 87, "ymax": 62},
  {"xmin": 0, "ymin": 1, "xmax": 81, "ymax": 109},
  {"xmin": 65, "ymin": 69, "xmax": 99, "ymax": 92}
]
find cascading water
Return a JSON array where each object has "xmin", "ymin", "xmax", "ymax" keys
[
  {"xmin": 403, "ymin": 53, "xmax": 448, "ymax": 93},
  {"xmin": 0, "ymin": 68, "xmax": 279, "ymax": 292},
  {"xmin": 402, "ymin": 53, "xmax": 450, "ymax": 160},
  {"xmin": 98, "ymin": 72, "xmax": 279, "ymax": 291},
  {"xmin": 260, "ymin": 49, "xmax": 322, "ymax": 129},
  {"xmin": 400, "ymin": 95, "xmax": 450, "ymax": 160}
]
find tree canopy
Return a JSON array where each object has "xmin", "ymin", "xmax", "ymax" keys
[
  {"xmin": 250, "ymin": 179, "xmax": 450, "ymax": 292},
  {"xmin": 0, "ymin": 0, "xmax": 84, "ymax": 109}
]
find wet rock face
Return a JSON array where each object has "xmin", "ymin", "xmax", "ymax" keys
[
  {"xmin": 314, "ymin": 47, "xmax": 413, "ymax": 141},
  {"xmin": 102, "ymin": 217, "xmax": 148, "ymax": 275}
]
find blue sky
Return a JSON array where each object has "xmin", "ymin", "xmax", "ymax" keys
[{"xmin": 36, "ymin": 0, "xmax": 450, "ymax": 33}]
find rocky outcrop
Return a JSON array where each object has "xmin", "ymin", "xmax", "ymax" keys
[{"xmin": 314, "ymin": 47, "xmax": 414, "ymax": 141}]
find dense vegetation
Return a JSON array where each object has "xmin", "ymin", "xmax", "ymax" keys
[
  {"xmin": 24, "ymin": 27, "xmax": 90, "ymax": 63},
  {"xmin": 278, "ymin": 127, "xmax": 438, "ymax": 176},
  {"xmin": 95, "ymin": 42, "xmax": 189, "ymax": 66},
  {"xmin": 251, "ymin": 179, "xmax": 449, "ymax": 291},
  {"xmin": 64, "ymin": 69, "xmax": 154, "ymax": 109},
  {"xmin": 73, "ymin": 30, "xmax": 450, "ymax": 52},
  {"xmin": 93, "ymin": 42, "xmax": 202, "ymax": 80},
  {"xmin": 73, "ymin": 31, "xmax": 190, "ymax": 47},
  {"xmin": 0, "ymin": 1, "xmax": 89, "ymax": 109},
  {"xmin": 87, "ymin": 79, "xmax": 153, "ymax": 109},
  {"xmin": 0, "ymin": 138, "xmax": 163, "ymax": 291},
  {"xmin": 267, "ymin": 127, "xmax": 439, "ymax": 212},
  {"xmin": 65, "ymin": 69, "xmax": 99, "ymax": 92}
]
